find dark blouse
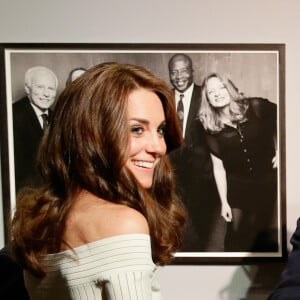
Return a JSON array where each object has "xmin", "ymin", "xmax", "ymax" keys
[
  {"xmin": 203, "ymin": 98, "xmax": 278, "ymax": 210},
  {"xmin": 206, "ymin": 97, "xmax": 277, "ymax": 183}
]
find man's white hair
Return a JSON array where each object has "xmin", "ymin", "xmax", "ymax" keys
[{"xmin": 24, "ymin": 66, "xmax": 58, "ymax": 89}]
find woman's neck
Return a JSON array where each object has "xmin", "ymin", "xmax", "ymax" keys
[
  {"xmin": 218, "ymin": 107, "xmax": 236, "ymax": 127},
  {"xmin": 219, "ymin": 106, "xmax": 230, "ymax": 120}
]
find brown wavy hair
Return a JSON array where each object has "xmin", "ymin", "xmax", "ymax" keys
[{"xmin": 11, "ymin": 62, "xmax": 186, "ymax": 277}]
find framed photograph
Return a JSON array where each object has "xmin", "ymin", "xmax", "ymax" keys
[{"xmin": 0, "ymin": 43, "xmax": 286, "ymax": 264}]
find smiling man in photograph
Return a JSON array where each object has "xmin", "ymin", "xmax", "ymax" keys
[
  {"xmin": 168, "ymin": 53, "xmax": 221, "ymax": 251},
  {"xmin": 13, "ymin": 66, "xmax": 58, "ymax": 193},
  {"xmin": 168, "ymin": 53, "xmax": 201, "ymax": 142}
]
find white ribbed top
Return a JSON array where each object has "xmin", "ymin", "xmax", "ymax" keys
[{"xmin": 24, "ymin": 234, "xmax": 163, "ymax": 300}]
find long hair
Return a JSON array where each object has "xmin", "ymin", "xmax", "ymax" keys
[
  {"xmin": 199, "ymin": 73, "xmax": 249, "ymax": 132},
  {"xmin": 11, "ymin": 62, "xmax": 186, "ymax": 277}
]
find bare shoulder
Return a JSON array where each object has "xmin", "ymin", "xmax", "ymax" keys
[
  {"xmin": 110, "ymin": 204, "xmax": 149, "ymax": 235},
  {"xmin": 64, "ymin": 191, "xmax": 149, "ymax": 247}
]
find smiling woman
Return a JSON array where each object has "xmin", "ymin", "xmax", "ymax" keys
[
  {"xmin": 10, "ymin": 62, "xmax": 186, "ymax": 300},
  {"xmin": 126, "ymin": 88, "xmax": 167, "ymax": 189},
  {"xmin": 197, "ymin": 72, "xmax": 278, "ymax": 252},
  {"xmin": 205, "ymin": 76, "xmax": 231, "ymax": 109}
]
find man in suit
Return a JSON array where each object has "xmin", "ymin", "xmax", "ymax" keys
[
  {"xmin": 168, "ymin": 53, "xmax": 201, "ymax": 143},
  {"xmin": 13, "ymin": 66, "xmax": 58, "ymax": 193},
  {"xmin": 168, "ymin": 54, "xmax": 221, "ymax": 251}
]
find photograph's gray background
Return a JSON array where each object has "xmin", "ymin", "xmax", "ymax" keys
[
  {"xmin": 9, "ymin": 52, "xmax": 278, "ymax": 103},
  {"xmin": 0, "ymin": 0, "xmax": 298, "ymax": 299}
]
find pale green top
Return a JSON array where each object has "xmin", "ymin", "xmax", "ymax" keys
[{"xmin": 24, "ymin": 234, "xmax": 163, "ymax": 300}]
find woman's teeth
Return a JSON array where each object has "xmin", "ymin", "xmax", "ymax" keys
[{"xmin": 134, "ymin": 161, "xmax": 154, "ymax": 168}]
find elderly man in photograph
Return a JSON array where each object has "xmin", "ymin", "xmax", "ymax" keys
[
  {"xmin": 13, "ymin": 66, "xmax": 58, "ymax": 193},
  {"xmin": 168, "ymin": 53, "xmax": 221, "ymax": 251}
]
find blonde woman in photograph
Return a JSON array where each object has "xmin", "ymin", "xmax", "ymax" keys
[{"xmin": 197, "ymin": 73, "xmax": 277, "ymax": 252}]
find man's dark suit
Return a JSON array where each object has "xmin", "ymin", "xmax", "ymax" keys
[
  {"xmin": 268, "ymin": 218, "xmax": 300, "ymax": 299},
  {"xmin": 13, "ymin": 97, "xmax": 51, "ymax": 193},
  {"xmin": 169, "ymin": 84, "xmax": 220, "ymax": 251},
  {"xmin": 182, "ymin": 84, "xmax": 202, "ymax": 145}
]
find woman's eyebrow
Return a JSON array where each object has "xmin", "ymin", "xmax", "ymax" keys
[
  {"xmin": 129, "ymin": 118, "xmax": 149, "ymax": 125},
  {"xmin": 129, "ymin": 118, "xmax": 166, "ymax": 126}
]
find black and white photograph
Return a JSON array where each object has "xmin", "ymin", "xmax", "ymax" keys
[{"xmin": 0, "ymin": 43, "xmax": 286, "ymax": 264}]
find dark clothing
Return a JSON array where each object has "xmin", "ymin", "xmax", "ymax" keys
[
  {"xmin": 13, "ymin": 97, "xmax": 52, "ymax": 193},
  {"xmin": 204, "ymin": 98, "xmax": 278, "ymax": 251},
  {"xmin": 183, "ymin": 84, "xmax": 202, "ymax": 145},
  {"xmin": 0, "ymin": 245, "xmax": 29, "ymax": 299},
  {"xmin": 268, "ymin": 219, "xmax": 300, "ymax": 300},
  {"xmin": 169, "ymin": 84, "xmax": 221, "ymax": 251},
  {"xmin": 206, "ymin": 97, "xmax": 277, "ymax": 210}
]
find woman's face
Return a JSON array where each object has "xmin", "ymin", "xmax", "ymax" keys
[
  {"xmin": 126, "ymin": 88, "xmax": 167, "ymax": 189},
  {"xmin": 206, "ymin": 76, "xmax": 231, "ymax": 109}
]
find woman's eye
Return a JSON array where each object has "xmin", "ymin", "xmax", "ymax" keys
[
  {"xmin": 130, "ymin": 125, "xmax": 144, "ymax": 135},
  {"xmin": 157, "ymin": 125, "xmax": 166, "ymax": 136}
]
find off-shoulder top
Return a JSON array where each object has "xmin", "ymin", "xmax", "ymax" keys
[{"xmin": 24, "ymin": 234, "xmax": 162, "ymax": 300}]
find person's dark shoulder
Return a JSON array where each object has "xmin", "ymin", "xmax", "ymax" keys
[
  {"xmin": 245, "ymin": 97, "xmax": 277, "ymax": 119},
  {"xmin": 194, "ymin": 83, "xmax": 202, "ymax": 89},
  {"xmin": 13, "ymin": 97, "xmax": 29, "ymax": 113},
  {"xmin": 268, "ymin": 219, "xmax": 300, "ymax": 299},
  {"xmin": 0, "ymin": 245, "xmax": 29, "ymax": 299},
  {"xmin": 193, "ymin": 83, "xmax": 202, "ymax": 94},
  {"xmin": 245, "ymin": 97, "xmax": 276, "ymax": 107}
]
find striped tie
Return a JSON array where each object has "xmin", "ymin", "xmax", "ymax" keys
[{"xmin": 177, "ymin": 94, "xmax": 184, "ymax": 130}]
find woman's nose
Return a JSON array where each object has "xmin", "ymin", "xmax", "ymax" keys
[
  {"xmin": 214, "ymin": 89, "xmax": 220, "ymax": 97},
  {"xmin": 146, "ymin": 133, "xmax": 166, "ymax": 155}
]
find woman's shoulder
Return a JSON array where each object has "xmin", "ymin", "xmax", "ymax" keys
[
  {"xmin": 63, "ymin": 190, "xmax": 149, "ymax": 248},
  {"xmin": 105, "ymin": 203, "xmax": 150, "ymax": 235}
]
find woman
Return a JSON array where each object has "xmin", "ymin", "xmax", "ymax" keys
[
  {"xmin": 198, "ymin": 73, "xmax": 278, "ymax": 252},
  {"xmin": 11, "ymin": 62, "xmax": 186, "ymax": 299}
]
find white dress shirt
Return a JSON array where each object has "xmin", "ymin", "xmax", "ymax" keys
[
  {"xmin": 30, "ymin": 103, "xmax": 49, "ymax": 129},
  {"xmin": 175, "ymin": 83, "xmax": 194, "ymax": 137}
]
